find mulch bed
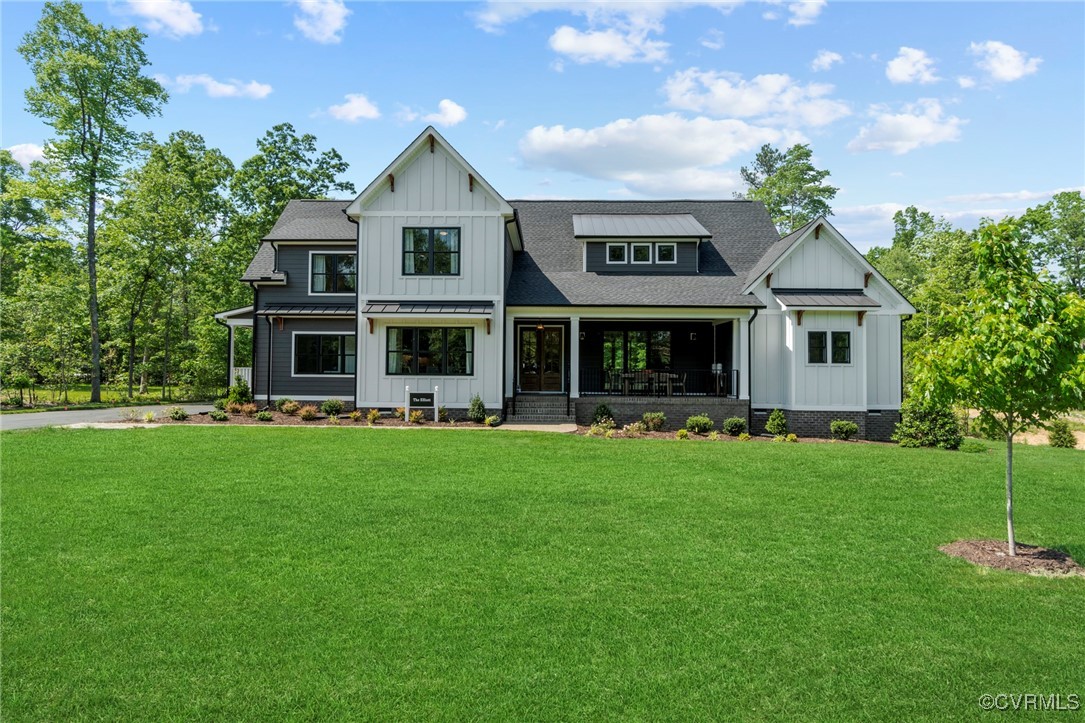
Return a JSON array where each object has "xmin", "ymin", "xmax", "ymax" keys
[
  {"xmin": 940, "ymin": 539, "xmax": 1085, "ymax": 578},
  {"xmin": 148, "ymin": 410, "xmax": 489, "ymax": 428},
  {"xmin": 573, "ymin": 426, "xmax": 890, "ymax": 444}
]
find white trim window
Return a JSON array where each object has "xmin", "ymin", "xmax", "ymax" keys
[
  {"xmin": 387, "ymin": 327, "xmax": 474, "ymax": 376},
  {"xmin": 293, "ymin": 333, "xmax": 356, "ymax": 376},
  {"xmin": 656, "ymin": 243, "xmax": 677, "ymax": 264},
  {"xmin": 606, "ymin": 243, "xmax": 627, "ymax": 264},
  {"xmin": 807, "ymin": 330, "xmax": 851, "ymax": 364},
  {"xmin": 310, "ymin": 252, "xmax": 356, "ymax": 295},
  {"xmin": 631, "ymin": 242, "xmax": 652, "ymax": 264}
]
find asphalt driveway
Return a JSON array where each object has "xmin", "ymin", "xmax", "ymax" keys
[{"xmin": 1, "ymin": 404, "xmax": 213, "ymax": 431}]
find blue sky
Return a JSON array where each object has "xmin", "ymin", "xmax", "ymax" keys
[{"xmin": 3, "ymin": 1, "xmax": 1083, "ymax": 249}]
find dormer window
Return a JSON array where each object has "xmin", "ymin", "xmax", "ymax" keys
[
  {"xmin": 656, "ymin": 243, "xmax": 677, "ymax": 264},
  {"xmin": 310, "ymin": 253, "xmax": 356, "ymax": 295},
  {"xmin": 631, "ymin": 243, "xmax": 652, "ymax": 264},
  {"xmin": 606, "ymin": 243, "xmax": 627, "ymax": 264}
]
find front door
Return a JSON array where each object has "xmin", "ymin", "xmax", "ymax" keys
[{"xmin": 519, "ymin": 326, "xmax": 564, "ymax": 392}]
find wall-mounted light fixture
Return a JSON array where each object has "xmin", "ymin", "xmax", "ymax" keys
[
  {"xmin": 536, "ymin": 321, "xmax": 545, "ymax": 330},
  {"xmin": 579, "ymin": 331, "xmax": 586, "ymax": 341},
  {"xmin": 690, "ymin": 332, "xmax": 697, "ymax": 341}
]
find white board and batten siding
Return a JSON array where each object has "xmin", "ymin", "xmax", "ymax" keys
[
  {"xmin": 354, "ymin": 139, "xmax": 510, "ymax": 408},
  {"xmin": 769, "ymin": 232, "xmax": 866, "ymax": 289}
]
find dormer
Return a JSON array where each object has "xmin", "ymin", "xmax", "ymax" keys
[{"xmin": 575, "ymin": 214, "xmax": 710, "ymax": 275}]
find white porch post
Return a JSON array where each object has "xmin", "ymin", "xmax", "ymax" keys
[
  {"xmin": 569, "ymin": 316, "xmax": 580, "ymax": 398},
  {"xmin": 227, "ymin": 325, "xmax": 235, "ymax": 385},
  {"xmin": 739, "ymin": 313, "xmax": 751, "ymax": 400}
]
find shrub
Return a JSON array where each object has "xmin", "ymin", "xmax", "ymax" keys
[
  {"xmin": 830, "ymin": 420, "xmax": 859, "ymax": 441},
  {"xmin": 588, "ymin": 418, "xmax": 615, "ymax": 436},
  {"xmin": 274, "ymin": 398, "xmax": 294, "ymax": 412},
  {"xmin": 281, "ymin": 400, "xmax": 300, "ymax": 416},
  {"xmin": 366, "ymin": 408, "xmax": 381, "ymax": 425},
  {"xmin": 321, "ymin": 398, "xmax": 344, "ymax": 416},
  {"xmin": 1048, "ymin": 419, "xmax": 1077, "ymax": 449},
  {"xmin": 167, "ymin": 406, "xmax": 189, "ymax": 421},
  {"xmin": 685, "ymin": 414, "xmax": 714, "ymax": 434},
  {"xmin": 298, "ymin": 405, "xmax": 319, "ymax": 421},
  {"xmin": 960, "ymin": 439, "xmax": 987, "ymax": 454},
  {"xmin": 722, "ymin": 416, "xmax": 747, "ymax": 436},
  {"xmin": 675, "ymin": 428, "xmax": 689, "ymax": 440},
  {"xmin": 786, "ymin": 433, "xmax": 799, "ymax": 443},
  {"xmin": 594, "ymin": 416, "xmax": 616, "ymax": 430},
  {"xmin": 642, "ymin": 411, "xmax": 666, "ymax": 431},
  {"xmin": 227, "ymin": 375, "xmax": 252, "ymax": 405},
  {"xmin": 209, "ymin": 409, "xmax": 228, "ymax": 421},
  {"xmin": 765, "ymin": 409, "xmax": 788, "ymax": 436},
  {"xmin": 143, "ymin": 411, "xmax": 156, "ymax": 423},
  {"xmin": 604, "ymin": 428, "xmax": 616, "ymax": 439},
  {"xmin": 707, "ymin": 430, "xmax": 719, "ymax": 441},
  {"xmin": 327, "ymin": 414, "xmax": 340, "ymax": 426},
  {"xmin": 393, "ymin": 407, "xmax": 405, "ymax": 420},
  {"xmin": 225, "ymin": 401, "xmax": 243, "ymax": 414},
  {"xmin": 772, "ymin": 435, "xmax": 786, "ymax": 443},
  {"xmin": 893, "ymin": 398, "xmax": 963, "ymax": 450},
  {"xmin": 484, "ymin": 414, "xmax": 501, "ymax": 427},
  {"xmin": 592, "ymin": 404, "xmax": 614, "ymax": 424},
  {"xmin": 213, "ymin": 398, "xmax": 227, "ymax": 411},
  {"xmin": 240, "ymin": 403, "xmax": 258, "ymax": 417},
  {"xmin": 348, "ymin": 409, "xmax": 363, "ymax": 423},
  {"xmin": 438, "ymin": 406, "xmax": 450, "ymax": 422},
  {"xmin": 738, "ymin": 432, "xmax": 751, "ymax": 442},
  {"xmin": 468, "ymin": 394, "xmax": 487, "ymax": 423},
  {"xmin": 409, "ymin": 409, "xmax": 426, "ymax": 424},
  {"xmin": 255, "ymin": 410, "xmax": 274, "ymax": 422},
  {"xmin": 622, "ymin": 421, "xmax": 647, "ymax": 436}
]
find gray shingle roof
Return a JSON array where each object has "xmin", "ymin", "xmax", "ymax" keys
[
  {"xmin": 241, "ymin": 242, "xmax": 285, "ymax": 282},
  {"xmin": 743, "ymin": 217, "xmax": 819, "ymax": 289},
  {"xmin": 263, "ymin": 199, "xmax": 355, "ymax": 241},
  {"xmin": 572, "ymin": 213, "xmax": 710, "ymax": 238},
  {"xmin": 773, "ymin": 289, "xmax": 880, "ymax": 308},
  {"xmin": 507, "ymin": 200, "xmax": 780, "ymax": 307}
]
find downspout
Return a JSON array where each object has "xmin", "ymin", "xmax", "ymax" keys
[
  {"xmin": 746, "ymin": 307, "xmax": 759, "ymax": 431},
  {"xmin": 343, "ymin": 208, "xmax": 361, "ymax": 408},
  {"xmin": 266, "ymin": 316, "xmax": 274, "ymax": 408}
]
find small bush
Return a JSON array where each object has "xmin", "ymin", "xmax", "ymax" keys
[
  {"xmin": 321, "ymin": 398, "xmax": 344, "ymax": 416},
  {"xmin": 685, "ymin": 414, "xmax": 714, "ymax": 434},
  {"xmin": 393, "ymin": 407, "xmax": 405, "ymax": 420},
  {"xmin": 722, "ymin": 416, "xmax": 747, "ymax": 436},
  {"xmin": 255, "ymin": 410, "xmax": 273, "ymax": 422},
  {"xmin": 240, "ymin": 403, "xmax": 258, "ymax": 418},
  {"xmin": 1048, "ymin": 419, "xmax": 1077, "ymax": 449},
  {"xmin": 622, "ymin": 421, "xmax": 647, "ymax": 436},
  {"xmin": 438, "ymin": 406, "xmax": 450, "ymax": 422},
  {"xmin": 281, "ymin": 400, "xmax": 300, "ymax": 416},
  {"xmin": 772, "ymin": 435, "xmax": 786, "ymax": 443},
  {"xmin": 327, "ymin": 414, "xmax": 340, "ymax": 426},
  {"xmin": 765, "ymin": 409, "xmax": 788, "ymax": 436},
  {"xmin": 409, "ymin": 409, "xmax": 426, "ymax": 424},
  {"xmin": 348, "ymin": 409, "xmax": 363, "ymax": 423},
  {"xmin": 960, "ymin": 439, "xmax": 987, "ymax": 454},
  {"xmin": 274, "ymin": 398, "xmax": 294, "ymax": 412},
  {"xmin": 225, "ymin": 401, "xmax": 242, "ymax": 414},
  {"xmin": 143, "ymin": 411, "xmax": 156, "ymax": 423},
  {"xmin": 468, "ymin": 395, "xmax": 487, "ymax": 423},
  {"xmin": 167, "ymin": 406, "xmax": 189, "ymax": 421},
  {"xmin": 830, "ymin": 420, "xmax": 859, "ymax": 441},
  {"xmin": 298, "ymin": 405, "xmax": 318, "ymax": 421},
  {"xmin": 604, "ymin": 428, "xmax": 616, "ymax": 439},
  {"xmin": 738, "ymin": 432, "xmax": 751, "ymax": 442},
  {"xmin": 893, "ymin": 399, "xmax": 963, "ymax": 449},
  {"xmin": 213, "ymin": 398, "xmax": 227, "ymax": 411},
  {"xmin": 786, "ymin": 433, "xmax": 798, "ymax": 443},
  {"xmin": 227, "ymin": 375, "xmax": 252, "ymax": 405},
  {"xmin": 675, "ymin": 428, "xmax": 690, "ymax": 440},
  {"xmin": 484, "ymin": 414, "xmax": 501, "ymax": 427},
  {"xmin": 592, "ymin": 404, "xmax": 614, "ymax": 424},
  {"xmin": 587, "ymin": 418, "xmax": 615, "ymax": 436},
  {"xmin": 209, "ymin": 409, "xmax": 228, "ymax": 421},
  {"xmin": 642, "ymin": 411, "xmax": 666, "ymax": 431},
  {"xmin": 707, "ymin": 430, "xmax": 719, "ymax": 441},
  {"xmin": 366, "ymin": 408, "xmax": 381, "ymax": 425},
  {"xmin": 595, "ymin": 416, "xmax": 616, "ymax": 430}
]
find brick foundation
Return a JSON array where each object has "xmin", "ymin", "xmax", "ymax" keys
[
  {"xmin": 750, "ymin": 408, "xmax": 901, "ymax": 441},
  {"xmin": 575, "ymin": 396, "xmax": 750, "ymax": 430}
]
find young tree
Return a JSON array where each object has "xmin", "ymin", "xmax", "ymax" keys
[
  {"xmin": 18, "ymin": 0, "xmax": 166, "ymax": 402},
  {"xmin": 1022, "ymin": 190, "xmax": 1084, "ymax": 294},
  {"xmin": 741, "ymin": 143, "xmax": 838, "ymax": 233},
  {"xmin": 915, "ymin": 220, "xmax": 1085, "ymax": 555}
]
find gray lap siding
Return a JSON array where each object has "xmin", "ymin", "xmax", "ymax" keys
[
  {"xmin": 273, "ymin": 246, "xmax": 357, "ymax": 304},
  {"xmin": 252, "ymin": 316, "xmax": 356, "ymax": 402}
]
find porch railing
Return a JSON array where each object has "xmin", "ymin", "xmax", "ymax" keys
[
  {"xmin": 579, "ymin": 368, "xmax": 738, "ymax": 398},
  {"xmin": 231, "ymin": 366, "xmax": 252, "ymax": 387}
]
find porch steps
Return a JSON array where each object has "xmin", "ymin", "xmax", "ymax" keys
[{"xmin": 505, "ymin": 397, "xmax": 577, "ymax": 425}]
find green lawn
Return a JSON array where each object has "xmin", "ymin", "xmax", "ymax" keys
[{"xmin": 2, "ymin": 428, "xmax": 1082, "ymax": 720}]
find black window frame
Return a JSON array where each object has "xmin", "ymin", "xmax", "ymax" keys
[
  {"xmin": 601, "ymin": 329, "xmax": 672, "ymax": 372},
  {"xmin": 403, "ymin": 228, "xmax": 461, "ymax": 276},
  {"xmin": 387, "ymin": 327, "xmax": 474, "ymax": 376},
  {"xmin": 294, "ymin": 333, "xmax": 356, "ymax": 376},
  {"xmin": 807, "ymin": 331, "xmax": 827, "ymax": 364},
  {"xmin": 310, "ymin": 253, "xmax": 357, "ymax": 294},
  {"xmin": 808, "ymin": 330, "xmax": 852, "ymax": 364},
  {"xmin": 831, "ymin": 331, "xmax": 852, "ymax": 364}
]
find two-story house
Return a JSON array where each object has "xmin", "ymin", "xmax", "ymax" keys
[{"xmin": 215, "ymin": 127, "xmax": 914, "ymax": 440}]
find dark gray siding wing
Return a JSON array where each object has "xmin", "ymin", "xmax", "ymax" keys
[
  {"xmin": 254, "ymin": 317, "xmax": 356, "ymax": 401},
  {"xmin": 259, "ymin": 246, "xmax": 358, "ymax": 306},
  {"xmin": 584, "ymin": 241, "xmax": 698, "ymax": 275}
]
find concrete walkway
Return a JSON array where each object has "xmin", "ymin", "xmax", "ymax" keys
[{"xmin": 0, "ymin": 404, "xmax": 213, "ymax": 431}]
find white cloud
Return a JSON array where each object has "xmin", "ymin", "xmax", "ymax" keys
[
  {"xmin": 847, "ymin": 99, "xmax": 965, "ymax": 155},
  {"xmin": 969, "ymin": 40, "xmax": 1041, "ymax": 82},
  {"xmin": 663, "ymin": 68, "xmax": 850, "ymax": 127},
  {"xmin": 885, "ymin": 47, "xmax": 939, "ymax": 84},
  {"xmin": 5, "ymin": 143, "xmax": 46, "ymax": 168},
  {"xmin": 326, "ymin": 93, "xmax": 380, "ymax": 122},
  {"xmin": 700, "ymin": 29, "xmax": 725, "ymax": 50},
  {"xmin": 159, "ymin": 74, "xmax": 273, "ymax": 99},
  {"xmin": 519, "ymin": 113, "xmax": 803, "ymax": 197},
  {"xmin": 549, "ymin": 25, "xmax": 668, "ymax": 65},
  {"xmin": 811, "ymin": 49, "xmax": 843, "ymax": 72},
  {"xmin": 957, "ymin": 76, "xmax": 976, "ymax": 89},
  {"xmin": 291, "ymin": 0, "xmax": 350, "ymax": 44},
  {"xmin": 942, "ymin": 187, "xmax": 1084, "ymax": 204},
  {"xmin": 118, "ymin": 0, "xmax": 204, "ymax": 38},
  {"xmin": 787, "ymin": 0, "xmax": 826, "ymax": 26},
  {"xmin": 398, "ymin": 99, "xmax": 468, "ymax": 127}
]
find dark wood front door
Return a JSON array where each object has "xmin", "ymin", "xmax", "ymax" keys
[{"xmin": 519, "ymin": 326, "xmax": 563, "ymax": 392}]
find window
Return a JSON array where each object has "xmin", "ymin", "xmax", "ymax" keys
[
  {"xmin": 606, "ymin": 243, "xmax": 627, "ymax": 264},
  {"xmin": 601, "ymin": 329, "xmax": 672, "ymax": 371},
  {"xmin": 631, "ymin": 243, "xmax": 652, "ymax": 264},
  {"xmin": 656, "ymin": 243, "xmax": 677, "ymax": 263},
  {"xmin": 403, "ymin": 228, "xmax": 460, "ymax": 275},
  {"xmin": 387, "ymin": 327, "xmax": 473, "ymax": 375},
  {"xmin": 311, "ymin": 253, "xmax": 356, "ymax": 294},
  {"xmin": 807, "ymin": 330, "xmax": 851, "ymax": 364},
  {"xmin": 294, "ymin": 334, "xmax": 355, "ymax": 375}
]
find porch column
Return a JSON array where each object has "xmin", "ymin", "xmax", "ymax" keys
[
  {"xmin": 227, "ymin": 324, "xmax": 235, "ymax": 387},
  {"xmin": 739, "ymin": 313, "xmax": 751, "ymax": 400},
  {"xmin": 569, "ymin": 316, "xmax": 580, "ymax": 398}
]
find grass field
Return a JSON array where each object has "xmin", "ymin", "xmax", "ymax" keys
[
  {"xmin": 2, "ymin": 427, "xmax": 1082, "ymax": 720},
  {"xmin": 1, "ymin": 384, "xmax": 213, "ymax": 414}
]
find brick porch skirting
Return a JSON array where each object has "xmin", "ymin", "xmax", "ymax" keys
[
  {"xmin": 749, "ymin": 409, "xmax": 901, "ymax": 441},
  {"xmin": 575, "ymin": 397, "xmax": 750, "ymax": 430}
]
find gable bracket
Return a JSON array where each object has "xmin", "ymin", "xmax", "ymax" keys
[
  {"xmin": 367, "ymin": 318, "xmax": 374, "ymax": 334},
  {"xmin": 765, "ymin": 272, "xmax": 773, "ymax": 288},
  {"xmin": 858, "ymin": 310, "xmax": 867, "ymax": 327},
  {"xmin": 864, "ymin": 271, "xmax": 873, "ymax": 288},
  {"xmin": 485, "ymin": 318, "xmax": 491, "ymax": 335},
  {"xmin": 387, "ymin": 174, "xmax": 395, "ymax": 193},
  {"xmin": 428, "ymin": 134, "xmax": 435, "ymax": 153},
  {"xmin": 815, "ymin": 223, "xmax": 822, "ymax": 239},
  {"xmin": 796, "ymin": 310, "xmax": 805, "ymax": 326},
  {"xmin": 469, "ymin": 173, "xmax": 475, "ymax": 192}
]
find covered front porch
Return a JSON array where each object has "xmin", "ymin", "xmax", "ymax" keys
[{"xmin": 214, "ymin": 306, "xmax": 254, "ymax": 389}]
